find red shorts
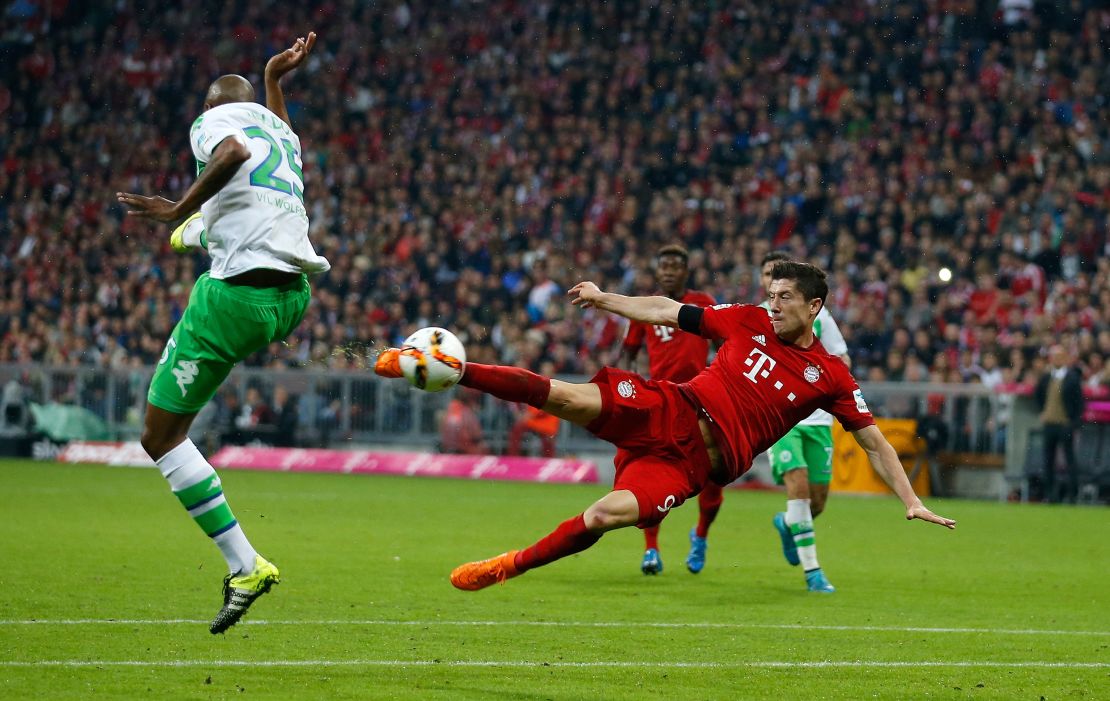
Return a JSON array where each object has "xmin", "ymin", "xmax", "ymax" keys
[{"xmin": 586, "ymin": 368, "xmax": 713, "ymax": 527}]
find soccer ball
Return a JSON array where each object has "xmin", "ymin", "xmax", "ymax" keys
[{"xmin": 398, "ymin": 327, "xmax": 466, "ymax": 392}]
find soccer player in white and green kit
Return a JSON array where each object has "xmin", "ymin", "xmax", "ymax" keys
[
  {"xmin": 759, "ymin": 252, "xmax": 850, "ymax": 593},
  {"xmin": 116, "ymin": 33, "xmax": 329, "ymax": 633}
]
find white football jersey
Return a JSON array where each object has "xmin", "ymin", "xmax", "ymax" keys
[
  {"xmin": 758, "ymin": 302, "xmax": 847, "ymax": 427},
  {"xmin": 189, "ymin": 103, "xmax": 330, "ymax": 279}
]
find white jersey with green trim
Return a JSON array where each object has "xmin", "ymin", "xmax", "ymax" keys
[
  {"xmin": 758, "ymin": 302, "xmax": 848, "ymax": 427},
  {"xmin": 189, "ymin": 103, "xmax": 330, "ymax": 280}
]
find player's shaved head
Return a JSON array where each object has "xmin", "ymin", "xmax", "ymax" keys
[{"xmin": 204, "ymin": 75, "xmax": 255, "ymax": 109}]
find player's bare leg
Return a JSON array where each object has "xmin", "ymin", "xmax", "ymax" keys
[
  {"xmin": 808, "ymin": 481, "xmax": 830, "ymax": 518},
  {"xmin": 779, "ymin": 468, "xmax": 833, "ymax": 592},
  {"xmin": 142, "ymin": 403, "xmax": 278, "ymax": 631},
  {"xmin": 451, "ymin": 490, "xmax": 639, "ymax": 591},
  {"xmin": 540, "ymin": 379, "xmax": 603, "ymax": 426}
]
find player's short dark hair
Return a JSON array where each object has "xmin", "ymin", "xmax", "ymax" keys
[
  {"xmin": 761, "ymin": 250, "xmax": 792, "ymax": 267},
  {"xmin": 656, "ymin": 243, "xmax": 689, "ymax": 265},
  {"xmin": 770, "ymin": 261, "xmax": 828, "ymax": 306}
]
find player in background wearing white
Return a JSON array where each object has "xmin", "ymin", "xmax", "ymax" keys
[
  {"xmin": 759, "ymin": 252, "xmax": 850, "ymax": 592},
  {"xmin": 116, "ymin": 33, "xmax": 329, "ymax": 633}
]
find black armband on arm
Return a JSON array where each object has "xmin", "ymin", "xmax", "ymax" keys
[{"xmin": 677, "ymin": 304, "xmax": 704, "ymax": 335}]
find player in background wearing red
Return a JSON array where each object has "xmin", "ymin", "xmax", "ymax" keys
[
  {"xmin": 375, "ymin": 262, "xmax": 955, "ymax": 591},
  {"xmin": 621, "ymin": 244, "xmax": 719, "ymax": 576}
]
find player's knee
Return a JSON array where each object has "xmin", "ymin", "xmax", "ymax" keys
[
  {"xmin": 583, "ymin": 500, "xmax": 637, "ymax": 532},
  {"xmin": 545, "ymin": 382, "xmax": 598, "ymax": 423},
  {"xmin": 140, "ymin": 427, "xmax": 183, "ymax": 462}
]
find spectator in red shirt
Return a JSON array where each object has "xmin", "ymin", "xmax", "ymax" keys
[{"xmin": 439, "ymin": 388, "xmax": 488, "ymax": 455}]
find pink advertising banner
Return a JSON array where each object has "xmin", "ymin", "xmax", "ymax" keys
[{"xmin": 209, "ymin": 446, "xmax": 599, "ymax": 484}]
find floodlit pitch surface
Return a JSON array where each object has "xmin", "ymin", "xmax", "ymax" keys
[{"xmin": 1, "ymin": 460, "xmax": 1106, "ymax": 700}]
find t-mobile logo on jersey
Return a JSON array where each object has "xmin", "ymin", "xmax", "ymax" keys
[
  {"xmin": 653, "ymin": 325, "xmax": 674, "ymax": 342},
  {"xmin": 742, "ymin": 347, "xmax": 776, "ymax": 384}
]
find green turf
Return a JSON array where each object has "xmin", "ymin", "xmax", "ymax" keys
[{"xmin": 0, "ymin": 460, "xmax": 1107, "ymax": 700}]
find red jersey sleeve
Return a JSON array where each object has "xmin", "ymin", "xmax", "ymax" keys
[
  {"xmin": 623, "ymin": 320, "xmax": 646, "ymax": 351},
  {"xmin": 698, "ymin": 303, "xmax": 761, "ymax": 341},
  {"xmin": 824, "ymin": 367, "xmax": 876, "ymax": 431}
]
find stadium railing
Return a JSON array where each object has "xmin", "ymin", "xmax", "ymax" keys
[{"xmin": 3, "ymin": 363, "xmax": 1105, "ymax": 501}]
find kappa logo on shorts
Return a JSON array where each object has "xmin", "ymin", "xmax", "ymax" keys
[
  {"xmin": 656, "ymin": 494, "xmax": 677, "ymax": 513},
  {"xmin": 617, "ymin": 380, "xmax": 636, "ymax": 399},
  {"xmin": 172, "ymin": 360, "xmax": 200, "ymax": 397},
  {"xmin": 804, "ymin": 365, "xmax": 821, "ymax": 383}
]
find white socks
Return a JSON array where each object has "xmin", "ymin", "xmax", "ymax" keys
[
  {"xmin": 785, "ymin": 498, "xmax": 819, "ymax": 572},
  {"xmin": 157, "ymin": 439, "xmax": 259, "ymax": 575}
]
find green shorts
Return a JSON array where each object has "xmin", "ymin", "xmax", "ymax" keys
[
  {"xmin": 148, "ymin": 272, "xmax": 310, "ymax": 414},
  {"xmin": 769, "ymin": 424, "xmax": 835, "ymax": 485}
]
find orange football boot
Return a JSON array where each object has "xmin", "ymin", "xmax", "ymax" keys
[
  {"xmin": 373, "ymin": 348, "xmax": 404, "ymax": 378},
  {"xmin": 449, "ymin": 550, "xmax": 521, "ymax": 591}
]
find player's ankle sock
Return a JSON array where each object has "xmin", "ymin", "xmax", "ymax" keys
[
  {"xmin": 156, "ymin": 439, "xmax": 258, "ymax": 575},
  {"xmin": 643, "ymin": 525, "xmax": 660, "ymax": 550},
  {"xmin": 460, "ymin": 363, "xmax": 551, "ymax": 409},
  {"xmin": 513, "ymin": 514, "xmax": 600, "ymax": 572},
  {"xmin": 695, "ymin": 483, "xmax": 724, "ymax": 538},
  {"xmin": 785, "ymin": 498, "xmax": 819, "ymax": 571}
]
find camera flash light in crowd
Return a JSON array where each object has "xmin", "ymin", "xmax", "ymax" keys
[
  {"xmin": 399, "ymin": 327, "xmax": 467, "ymax": 392},
  {"xmin": 938, "ymin": 267, "xmax": 952, "ymax": 283}
]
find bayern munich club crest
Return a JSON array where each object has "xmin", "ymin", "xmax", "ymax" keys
[
  {"xmin": 617, "ymin": 380, "xmax": 637, "ymax": 398},
  {"xmin": 804, "ymin": 366, "xmax": 821, "ymax": 383}
]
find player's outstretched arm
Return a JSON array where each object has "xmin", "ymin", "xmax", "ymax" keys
[
  {"xmin": 850, "ymin": 424, "xmax": 956, "ymax": 529},
  {"xmin": 265, "ymin": 31, "xmax": 316, "ymax": 128},
  {"xmin": 117, "ymin": 137, "xmax": 251, "ymax": 224},
  {"xmin": 569, "ymin": 281, "xmax": 683, "ymax": 326}
]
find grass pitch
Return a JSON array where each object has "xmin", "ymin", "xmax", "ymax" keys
[{"xmin": 0, "ymin": 459, "xmax": 1107, "ymax": 700}]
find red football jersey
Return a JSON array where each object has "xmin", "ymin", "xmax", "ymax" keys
[
  {"xmin": 682, "ymin": 304, "xmax": 875, "ymax": 481},
  {"xmin": 623, "ymin": 290, "xmax": 715, "ymax": 383}
]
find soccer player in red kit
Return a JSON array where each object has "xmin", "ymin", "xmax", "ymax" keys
[
  {"xmin": 621, "ymin": 244, "xmax": 720, "ymax": 576},
  {"xmin": 375, "ymin": 262, "xmax": 956, "ymax": 591}
]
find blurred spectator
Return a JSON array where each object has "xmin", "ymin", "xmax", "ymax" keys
[
  {"xmin": 0, "ymin": 379, "xmax": 30, "ymax": 437},
  {"xmin": 218, "ymin": 389, "xmax": 245, "ymax": 445},
  {"xmin": 507, "ymin": 405, "xmax": 559, "ymax": 458},
  {"xmin": 1033, "ymin": 344, "xmax": 1086, "ymax": 503},
  {"xmin": 439, "ymin": 388, "xmax": 487, "ymax": 455},
  {"xmin": 235, "ymin": 387, "xmax": 275, "ymax": 432},
  {"xmin": 272, "ymin": 386, "xmax": 299, "ymax": 447}
]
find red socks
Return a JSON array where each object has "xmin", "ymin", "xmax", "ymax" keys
[
  {"xmin": 695, "ymin": 483, "xmax": 724, "ymax": 538},
  {"xmin": 643, "ymin": 525, "xmax": 660, "ymax": 550},
  {"xmin": 513, "ymin": 514, "xmax": 600, "ymax": 572},
  {"xmin": 461, "ymin": 363, "xmax": 552, "ymax": 409}
]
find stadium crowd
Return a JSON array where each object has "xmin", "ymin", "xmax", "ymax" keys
[{"xmin": 2, "ymin": 0, "xmax": 1110, "ymax": 399}]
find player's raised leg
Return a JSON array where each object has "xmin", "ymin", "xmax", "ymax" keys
[
  {"xmin": 143, "ymin": 320, "xmax": 281, "ymax": 633},
  {"xmin": 376, "ymin": 355, "xmax": 604, "ymax": 428},
  {"xmin": 685, "ymin": 481, "xmax": 724, "ymax": 574}
]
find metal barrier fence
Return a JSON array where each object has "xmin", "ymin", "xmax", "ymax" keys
[{"xmin": 0, "ymin": 363, "xmax": 1011, "ymax": 457}]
